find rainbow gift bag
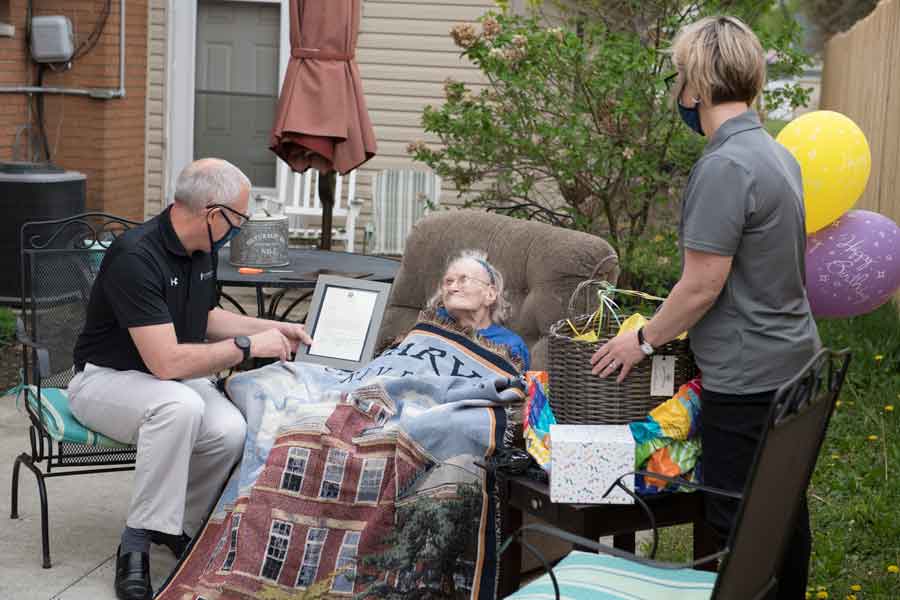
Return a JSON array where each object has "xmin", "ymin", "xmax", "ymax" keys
[
  {"xmin": 629, "ymin": 378, "xmax": 703, "ymax": 494},
  {"xmin": 523, "ymin": 371, "xmax": 554, "ymax": 472}
]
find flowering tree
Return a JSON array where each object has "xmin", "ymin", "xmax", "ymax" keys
[{"xmin": 408, "ymin": 0, "xmax": 810, "ymax": 275}]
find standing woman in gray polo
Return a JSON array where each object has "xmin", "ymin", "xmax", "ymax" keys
[{"xmin": 590, "ymin": 16, "xmax": 820, "ymax": 598}]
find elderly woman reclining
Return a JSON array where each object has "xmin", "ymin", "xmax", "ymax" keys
[{"xmin": 426, "ymin": 249, "xmax": 530, "ymax": 370}]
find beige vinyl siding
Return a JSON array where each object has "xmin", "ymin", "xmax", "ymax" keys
[
  {"xmin": 144, "ymin": 0, "xmax": 495, "ymax": 246},
  {"xmin": 353, "ymin": 0, "xmax": 495, "ymax": 251},
  {"xmin": 144, "ymin": 0, "xmax": 168, "ymax": 218}
]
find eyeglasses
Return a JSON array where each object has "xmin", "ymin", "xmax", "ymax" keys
[
  {"xmin": 206, "ymin": 203, "xmax": 251, "ymax": 227},
  {"xmin": 441, "ymin": 274, "xmax": 492, "ymax": 290}
]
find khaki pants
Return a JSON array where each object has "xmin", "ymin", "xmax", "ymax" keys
[{"xmin": 68, "ymin": 364, "xmax": 246, "ymax": 536}]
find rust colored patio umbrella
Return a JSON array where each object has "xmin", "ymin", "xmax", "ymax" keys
[{"xmin": 270, "ymin": 0, "xmax": 377, "ymax": 249}]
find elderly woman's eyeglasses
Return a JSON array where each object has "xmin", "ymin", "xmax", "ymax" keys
[{"xmin": 442, "ymin": 275, "xmax": 492, "ymax": 290}]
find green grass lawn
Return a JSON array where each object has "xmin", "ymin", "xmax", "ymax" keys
[
  {"xmin": 764, "ymin": 117, "xmax": 789, "ymax": 137},
  {"xmin": 647, "ymin": 301, "xmax": 900, "ymax": 599}
]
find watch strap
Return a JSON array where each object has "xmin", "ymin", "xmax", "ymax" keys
[
  {"xmin": 234, "ymin": 336, "xmax": 251, "ymax": 361},
  {"xmin": 637, "ymin": 326, "xmax": 655, "ymax": 356}
]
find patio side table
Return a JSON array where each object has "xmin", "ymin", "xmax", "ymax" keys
[{"xmin": 498, "ymin": 475, "xmax": 719, "ymax": 597}]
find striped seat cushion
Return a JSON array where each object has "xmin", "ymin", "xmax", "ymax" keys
[
  {"xmin": 508, "ymin": 551, "xmax": 716, "ymax": 599},
  {"xmin": 16, "ymin": 385, "xmax": 130, "ymax": 448}
]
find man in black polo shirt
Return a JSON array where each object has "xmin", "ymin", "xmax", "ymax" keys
[{"xmin": 68, "ymin": 158, "xmax": 312, "ymax": 600}]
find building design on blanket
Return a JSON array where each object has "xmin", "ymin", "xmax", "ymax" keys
[
  {"xmin": 156, "ymin": 319, "xmax": 517, "ymax": 600},
  {"xmin": 168, "ymin": 388, "xmax": 437, "ymax": 598}
]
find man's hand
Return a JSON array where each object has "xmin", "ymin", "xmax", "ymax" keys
[
  {"xmin": 276, "ymin": 322, "xmax": 313, "ymax": 352},
  {"xmin": 249, "ymin": 329, "xmax": 293, "ymax": 361},
  {"xmin": 589, "ymin": 330, "xmax": 647, "ymax": 383}
]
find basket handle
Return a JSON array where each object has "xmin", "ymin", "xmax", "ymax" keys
[
  {"xmin": 566, "ymin": 280, "xmax": 671, "ymax": 337},
  {"xmin": 590, "ymin": 253, "xmax": 619, "ymax": 281},
  {"xmin": 566, "ymin": 279, "xmax": 610, "ymax": 319}
]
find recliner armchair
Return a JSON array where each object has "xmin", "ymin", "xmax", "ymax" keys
[{"xmin": 377, "ymin": 209, "xmax": 620, "ymax": 370}]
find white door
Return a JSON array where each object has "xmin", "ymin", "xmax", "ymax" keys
[{"xmin": 194, "ymin": 0, "xmax": 280, "ymax": 189}]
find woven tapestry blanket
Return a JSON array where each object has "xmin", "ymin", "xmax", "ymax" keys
[{"xmin": 157, "ymin": 319, "xmax": 523, "ymax": 600}]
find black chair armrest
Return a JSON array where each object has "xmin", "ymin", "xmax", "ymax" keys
[
  {"xmin": 16, "ymin": 318, "xmax": 50, "ymax": 379},
  {"xmin": 499, "ymin": 523, "xmax": 729, "ymax": 600},
  {"xmin": 607, "ymin": 471, "xmax": 743, "ymax": 501}
]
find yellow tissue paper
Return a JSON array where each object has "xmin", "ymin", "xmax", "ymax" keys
[
  {"xmin": 617, "ymin": 313, "xmax": 687, "ymax": 341},
  {"xmin": 565, "ymin": 305, "xmax": 687, "ymax": 342},
  {"xmin": 572, "ymin": 331, "xmax": 599, "ymax": 342},
  {"xmin": 618, "ymin": 313, "xmax": 647, "ymax": 333}
]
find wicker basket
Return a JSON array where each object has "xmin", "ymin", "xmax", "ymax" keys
[{"xmin": 547, "ymin": 284, "xmax": 697, "ymax": 425}]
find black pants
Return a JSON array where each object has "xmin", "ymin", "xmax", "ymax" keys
[{"xmin": 701, "ymin": 389, "xmax": 812, "ymax": 599}]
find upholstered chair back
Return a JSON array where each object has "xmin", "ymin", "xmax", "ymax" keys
[{"xmin": 377, "ymin": 210, "xmax": 619, "ymax": 369}]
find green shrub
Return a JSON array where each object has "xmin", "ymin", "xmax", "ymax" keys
[
  {"xmin": 0, "ymin": 306, "xmax": 15, "ymax": 346},
  {"xmin": 409, "ymin": 1, "xmax": 811, "ymax": 271},
  {"xmin": 616, "ymin": 227, "xmax": 681, "ymax": 300}
]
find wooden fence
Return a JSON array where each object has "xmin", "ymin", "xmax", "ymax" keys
[
  {"xmin": 820, "ymin": 0, "xmax": 900, "ymax": 226},
  {"xmin": 820, "ymin": 0, "xmax": 900, "ymax": 308}
]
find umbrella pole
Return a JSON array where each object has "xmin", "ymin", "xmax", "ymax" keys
[{"xmin": 319, "ymin": 170, "xmax": 336, "ymax": 250}]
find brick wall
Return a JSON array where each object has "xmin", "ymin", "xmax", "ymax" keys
[{"xmin": 0, "ymin": 0, "xmax": 148, "ymax": 221}]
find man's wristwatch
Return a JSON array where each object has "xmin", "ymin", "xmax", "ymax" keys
[
  {"xmin": 637, "ymin": 326, "xmax": 655, "ymax": 356},
  {"xmin": 234, "ymin": 336, "xmax": 251, "ymax": 361}
]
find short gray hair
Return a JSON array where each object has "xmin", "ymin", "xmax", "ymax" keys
[
  {"xmin": 174, "ymin": 158, "xmax": 251, "ymax": 211},
  {"xmin": 427, "ymin": 249, "xmax": 511, "ymax": 324}
]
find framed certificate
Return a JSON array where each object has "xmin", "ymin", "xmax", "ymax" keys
[{"xmin": 294, "ymin": 275, "xmax": 392, "ymax": 370}]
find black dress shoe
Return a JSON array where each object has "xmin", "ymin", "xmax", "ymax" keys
[
  {"xmin": 115, "ymin": 545, "xmax": 152, "ymax": 600},
  {"xmin": 150, "ymin": 530, "xmax": 192, "ymax": 559}
]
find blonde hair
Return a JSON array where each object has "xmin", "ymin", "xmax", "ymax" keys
[
  {"xmin": 426, "ymin": 249, "xmax": 511, "ymax": 324},
  {"xmin": 670, "ymin": 16, "xmax": 766, "ymax": 107}
]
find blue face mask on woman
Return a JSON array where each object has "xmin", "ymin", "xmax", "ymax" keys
[{"xmin": 677, "ymin": 85, "xmax": 705, "ymax": 136}]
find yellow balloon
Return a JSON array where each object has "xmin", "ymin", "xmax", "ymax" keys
[{"xmin": 776, "ymin": 110, "xmax": 871, "ymax": 233}]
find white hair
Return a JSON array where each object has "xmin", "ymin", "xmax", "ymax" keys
[
  {"xmin": 173, "ymin": 158, "xmax": 251, "ymax": 211},
  {"xmin": 427, "ymin": 249, "xmax": 511, "ymax": 324}
]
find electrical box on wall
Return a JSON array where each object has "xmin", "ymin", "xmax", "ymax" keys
[{"xmin": 30, "ymin": 16, "xmax": 74, "ymax": 63}]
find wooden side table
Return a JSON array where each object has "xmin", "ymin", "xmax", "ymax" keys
[{"xmin": 497, "ymin": 475, "xmax": 719, "ymax": 597}]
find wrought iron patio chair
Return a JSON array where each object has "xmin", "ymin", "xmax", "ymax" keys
[
  {"xmin": 501, "ymin": 348, "xmax": 851, "ymax": 599},
  {"xmin": 10, "ymin": 213, "xmax": 139, "ymax": 568}
]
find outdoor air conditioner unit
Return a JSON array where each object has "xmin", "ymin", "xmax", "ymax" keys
[{"xmin": 30, "ymin": 16, "xmax": 74, "ymax": 63}]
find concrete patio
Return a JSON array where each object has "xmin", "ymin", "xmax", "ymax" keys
[
  {"xmin": 0, "ymin": 278, "xmax": 380, "ymax": 598},
  {"xmin": 0, "ymin": 393, "xmax": 179, "ymax": 599},
  {"xmin": 0, "ymin": 286, "xmax": 274, "ymax": 599}
]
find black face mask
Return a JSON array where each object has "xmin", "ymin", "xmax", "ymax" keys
[
  {"xmin": 677, "ymin": 83, "xmax": 705, "ymax": 136},
  {"xmin": 205, "ymin": 204, "xmax": 250, "ymax": 254},
  {"xmin": 208, "ymin": 221, "xmax": 241, "ymax": 254},
  {"xmin": 678, "ymin": 101, "xmax": 704, "ymax": 136}
]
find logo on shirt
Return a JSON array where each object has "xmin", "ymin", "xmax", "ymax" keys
[
  {"xmin": 200, "ymin": 270, "xmax": 214, "ymax": 281},
  {"xmin": 170, "ymin": 277, "xmax": 179, "ymax": 287}
]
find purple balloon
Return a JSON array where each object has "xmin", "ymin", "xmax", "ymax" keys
[{"xmin": 805, "ymin": 210, "xmax": 900, "ymax": 318}]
